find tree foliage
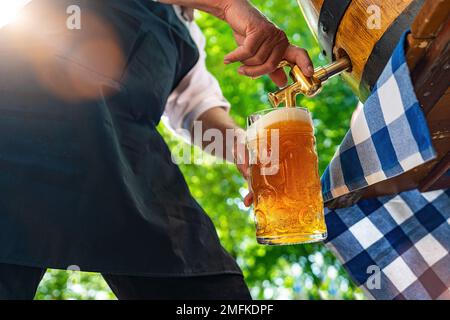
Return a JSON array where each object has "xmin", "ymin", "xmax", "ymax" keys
[{"xmin": 36, "ymin": 0, "xmax": 362, "ymax": 300}]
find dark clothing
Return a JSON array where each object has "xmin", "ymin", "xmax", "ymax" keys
[
  {"xmin": 0, "ymin": 0, "xmax": 241, "ymax": 277},
  {"xmin": 0, "ymin": 263, "xmax": 251, "ymax": 300}
]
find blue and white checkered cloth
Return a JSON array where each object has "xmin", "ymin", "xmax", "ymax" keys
[
  {"xmin": 325, "ymin": 189, "xmax": 450, "ymax": 300},
  {"xmin": 321, "ymin": 32, "xmax": 450, "ymax": 299},
  {"xmin": 321, "ymin": 32, "xmax": 436, "ymax": 202}
]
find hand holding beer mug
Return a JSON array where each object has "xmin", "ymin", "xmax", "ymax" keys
[{"xmin": 246, "ymin": 107, "xmax": 327, "ymax": 245}]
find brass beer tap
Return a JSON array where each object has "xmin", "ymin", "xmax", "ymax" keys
[{"xmin": 268, "ymin": 57, "xmax": 352, "ymax": 107}]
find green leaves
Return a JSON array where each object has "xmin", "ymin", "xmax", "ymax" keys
[
  {"xmin": 165, "ymin": 0, "xmax": 360, "ymax": 300},
  {"xmin": 36, "ymin": 0, "xmax": 361, "ymax": 300}
]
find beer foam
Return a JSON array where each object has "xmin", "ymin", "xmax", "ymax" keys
[{"xmin": 247, "ymin": 108, "xmax": 313, "ymax": 141}]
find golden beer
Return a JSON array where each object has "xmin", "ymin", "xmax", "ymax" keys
[{"xmin": 247, "ymin": 107, "xmax": 327, "ymax": 245}]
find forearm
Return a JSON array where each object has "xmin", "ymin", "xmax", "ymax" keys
[{"xmin": 192, "ymin": 107, "xmax": 243, "ymax": 163}]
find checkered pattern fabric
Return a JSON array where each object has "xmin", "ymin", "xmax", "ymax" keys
[
  {"xmin": 321, "ymin": 31, "xmax": 449, "ymax": 299},
  {"xmin": 321, "ymin": 32, "xmax": 436, "ymax": 203},
  {"xmin": 325, "ymin": 189, "xmax": 450, "ymax": 300}
]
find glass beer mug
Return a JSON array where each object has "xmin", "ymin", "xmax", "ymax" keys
[{"xmin": 246, "ymin": 107, "xmax": 327, "ymax": 245}]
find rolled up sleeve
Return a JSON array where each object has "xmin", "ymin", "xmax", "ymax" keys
[{"xmin": 164, "ymin": 19, "xmax": 231, "ymax": 135}]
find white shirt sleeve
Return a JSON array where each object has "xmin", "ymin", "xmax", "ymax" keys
[{"xmin": 163, "ymin": 10, "xmax": 231, "ymax": 136}]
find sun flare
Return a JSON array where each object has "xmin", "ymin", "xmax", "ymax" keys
[{"xmin": 0, "ymin": 0, "xmax": 31, "ymax": 28}]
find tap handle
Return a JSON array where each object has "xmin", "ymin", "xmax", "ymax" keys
[
  {"xmin": 268, "ymin": 57, "xmax": 352, "ymax": 108},
  {"xmin": 268, "ymin": 60, "xmax": 322, "ymax": 108}
]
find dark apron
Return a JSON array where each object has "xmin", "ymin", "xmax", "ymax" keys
[{"xmin": 0, "ymin": 0, "xmax": 241, "ymax": 276}]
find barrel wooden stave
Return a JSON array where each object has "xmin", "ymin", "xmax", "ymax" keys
[
  {"xmin": 298, "ymin": 0, "xmax": 450, "ymax": 207},
  {"xmin": 298, "ymin": 0, "xmax": 416, "ymax": 99}
]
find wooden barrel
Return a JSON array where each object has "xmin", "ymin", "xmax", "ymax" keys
[
  {"xmin": 298, "ymin": 0, "xmax": 425, "ymax": 100},
  {"xmin": 297, "ymin": 0, "xmax": 450, "ymax": 207}
]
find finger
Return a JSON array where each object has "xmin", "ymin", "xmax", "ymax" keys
[
  {"xmin": 269, "ymin": 68, "xmax": 288, "ymax": 87},
  {"xmin": 237, "ymin": 41, "xmax": 286, "ymax": 77},
  {"xmin": 236, "ymin": 150, "xmax": 250, "ymax": 179},
  {"xmin": 237, "ymin": 163, "xmax": 249, "ymax": 180},
  {"xmin": 241, "ymin": 36, "xmax": 273, "ymax": 67},
  {"xmin": 284, "ymin": 45, "xmax": 314, "ymax": 77},
  {"xmin": 244, "ymin": 192, "xmax": 254, "ymax": 207},
  {"xmin": 224, "ymin": 46, "xmax": 255, "ymax": 65},
  {"xmin": 241, "ymin": 29, "xmax": 289, "ymax": 66},
  {"xmin": 224, "ymin": 31, "xmax": 265, "ymax": 64}
]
